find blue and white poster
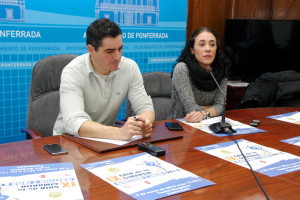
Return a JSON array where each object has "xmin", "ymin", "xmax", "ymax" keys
[
  {"xmin": 0, "ymin": 162, "xmax": 83, "ymax": 199},
  {"xmin": 195, "ymin": 139, "xmax": 300, "ymax": 177},
  {"xmin": 281, "ymin": 136, "xmax": 300, "ymax": 147},
  {"xmin": 177, "ymin": 116, "xmax": 266, "ymax": 137},
  {"xmin": 267, "ymin": 111, "xmax": 300, "ymax": 125},
  {"xmin": 81, "ymin": 152, "xmax": 215, "ymax": 199},
  {"xmin": 0, "ymin": 0, "xmax": 188, "ymax": 143}
]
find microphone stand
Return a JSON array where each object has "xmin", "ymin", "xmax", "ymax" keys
[
  {"xmin": 207, "ymin": 70, "xmax": 270, "ymax": 199},
  {"xmin": 208, "ymin": 71, "xmax": 236, "ymax": 134}
]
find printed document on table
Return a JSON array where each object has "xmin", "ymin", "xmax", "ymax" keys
[
  {"xmin": 0, "ymin": 162, "xmax": 83, "ymax": 200},
  {"xmin": 81, "ymin": 152, "xmax": 215, "ymax": 200},
  {"xmin": 281, "ymin": 136, "xmax": 300, "ymax": 147},
  {"xmin": 79, "ymin": 135, "xmax": 142, "ymax": 145},
  {"xmin": 177, "ymin": 116, "xmax": 266, "ymax": 136},
  {"xmin": 267, "ymin": 111, "xmax": 300, "ymax": 125},
  {"xmin": 195, "ymin": 139, "xmax": 300, "ymax": 177}
]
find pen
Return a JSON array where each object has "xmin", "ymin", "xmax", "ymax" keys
[{"xmin": 134, "ymin": 116, "xmax": 139, "ymax": 121}]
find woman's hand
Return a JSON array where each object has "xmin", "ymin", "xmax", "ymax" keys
[{"xmin": 184, "ymin": 111, "xmax": 206, "ymax": 123}]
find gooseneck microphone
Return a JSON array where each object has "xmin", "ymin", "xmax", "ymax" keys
[
  {"xmin": 206, "ymin": 67, "xmax": 270, "ymax": 199},
  {"xmin": 207, "ymin": 67, "xmax": 270, "ymax": 199},
  {"xmin": 207, "ymin": 67, "xmax": 236, "ymax": 134}
]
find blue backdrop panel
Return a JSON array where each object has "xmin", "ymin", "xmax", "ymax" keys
[{"xmin": 0, "ymin": 0, "xmax": 187, "ymax": 143}]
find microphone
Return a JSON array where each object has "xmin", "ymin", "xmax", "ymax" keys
[
  {"xmin": 207, "ymin": 68, "xmax": 236, "ymax": 134},
  {"xmin": 206, "ymin": 68, "xmax": 270, "ymax": 199}
]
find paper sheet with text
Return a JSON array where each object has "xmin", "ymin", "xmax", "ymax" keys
[
  {"xmin": 177, "ymin": 116, "xmax": 266, "ymax": 136},
  {"xmin": 267, "ymin": 111, "xmax": 300, "ymax": 125},
  {"xmin": 79, "ymin": 135, "xmax": 142, "ymax": 145},
  {"xmin": 0, "ymin": 162, "xmax": 83, "ymax": 200},
  {"xmin": 195, "ymin": 139, "xmax": 300, "ymax": 177},
  {"xmin": 281, "ymin": 136, "xmax": 300, "ymax": 147},
  {"xmin": 81, "ymin": 152, "xmax": 215, "ymax": 200}
]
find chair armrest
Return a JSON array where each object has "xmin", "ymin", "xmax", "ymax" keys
[{"xmin": 21, "ymin": 129, "xmax": 43, "ymax": 140}]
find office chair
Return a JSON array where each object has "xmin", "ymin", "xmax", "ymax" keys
[
  {"xmin": 240, "ymin": 70, "xmax": 300, "ymax": 108},
  {"xmin": 22, "ymin": 54, "xmax": 78, "ymax": 139},
  {"xmin": 125, "ymin": 71, "xmax": 172, "ymax": 121}
]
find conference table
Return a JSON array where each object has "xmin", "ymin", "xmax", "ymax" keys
[{"xmin": 1, "ymin": 107, "xmax": 300, "ymax": 200}]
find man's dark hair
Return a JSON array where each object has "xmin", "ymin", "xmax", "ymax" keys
[{"xmin": 86, "ymin": 18, "xmax": 122, "ymax": 50}]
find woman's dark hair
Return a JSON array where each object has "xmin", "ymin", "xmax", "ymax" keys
[
  {"xmin": 175, "ymin": 27, "xmax": 231, "ymax": 76},
  {"xmin": 86, "ymin": 18, "xmax": 122, "ymax": 50}
]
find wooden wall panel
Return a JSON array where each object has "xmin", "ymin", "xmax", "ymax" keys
[
  {"xmin": 230, "ymin": 0, "xmax": 272, "ymax": 19},
  {"xmin": 186, "ymin": 0, "xmax": 300, "ymax": 45},
  {"xmin": 272, "ymin": 0, "xmax": 300, "ymax": 19},
  {"xmin": 186, "ymin": 0, "xmax": 230, "ymax": 43}
]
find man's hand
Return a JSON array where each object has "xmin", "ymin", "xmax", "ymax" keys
[
  {"xmin": 119, "ymin": 117, "xmax": 142, "ymax": 140},
  {"xmin": 137, "ymin": 116, "xmax": 153, "ymax": 138},
  {"xmin": 119, "ymin": 116, "xmax": 153, "ymax": 140}
]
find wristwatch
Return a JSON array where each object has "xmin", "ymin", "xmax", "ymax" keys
[{"xmin": 205, "ymin": 110, "xmax": 210, "ymax": 119}]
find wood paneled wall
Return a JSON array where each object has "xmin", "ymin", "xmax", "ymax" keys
[
  {"xmin": 272, "ymin": 0, "xmax": 300, "ymax": 19},
  {"xmin": 230, "ymin": 0, "xmax": 272, "ymax": 19},
  {"xmin": 186, "ymin": 0, "xmax": 300, "ymax": 44},
  {"xmin": 186, "ymin": 0, "xmax": 231, "ymax": 43}
]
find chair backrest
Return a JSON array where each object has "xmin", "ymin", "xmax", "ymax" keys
[
  {"xmin": 126, "ymin": 72, "xmax": 172, "ymax": 121},
  {"xmin": 27, "ymin": 54, "xmax": 78, "ymax": 137},
  {"xmin": 239, "ymin": 70, "xmax": 300, "ymax": 108}
]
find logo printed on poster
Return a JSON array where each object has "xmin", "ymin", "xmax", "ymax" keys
[
  {"xmin": 96, "ymin": 0, "xmax": 159, "ymax": 26},
  {"xmin": 0, "ymin": 0, "xmax": 25, "ymax": 22}
]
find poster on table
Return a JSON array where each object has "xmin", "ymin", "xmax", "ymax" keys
[
  {"xmin": 195, "ymin": 139, "xmax": 300, "ymax": 177},
  {"xmin": 177, "ymin": 116, "xmax": 266, "ymax": 136},
  {"xmin": 267, "ymin": 111, "xmax": 300, "ymax": 125},
  {"xmin": 81, "ymin": 152, "xmax": 215, "ymax": 199},
  {"xmin": 0, "ymin": 162, "xmax": 83, "ymax": 200},
  {"xmin": 281, "ymin": 136, "xmax": 300, "ymax": 147}
]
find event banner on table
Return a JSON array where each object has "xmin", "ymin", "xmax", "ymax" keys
[
  {"xmin": 281, "ymin": 136, "xmax": 300, "ymax": 147},
  {"xmin": 177, "ymin": 117, "xmax": 266, "ymax": 136},
  {"xmin": 81, "ymin": 152, "xmax": 214, "ymax": 200},
  {"xmin": 267, "ymin": 111, "xmax": 300, "ymax": 125},
  {"xmin": 0, "ymin": 162, "xmax": 83, "ymax": 200},
  {"xmin": 195, "ymin": 139, "xmax": 300, "ymax": 177}
]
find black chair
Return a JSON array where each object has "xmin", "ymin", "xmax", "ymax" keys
[
  {"xmin": 240, "ymin": 70, "xmax": 300, "ymax": 108},
  {"xmin": 22, "ymin": 54, "xmax": 78, "ymax": 139},
  {"xmin": 125, "ymin": 71, "xmax": 172, "ymax": 121}
]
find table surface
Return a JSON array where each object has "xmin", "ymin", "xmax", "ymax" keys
[{"xmin": 1, "ymin": 107, "xmax": 300, "ymax": 200}]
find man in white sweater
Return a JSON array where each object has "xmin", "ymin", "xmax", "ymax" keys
[{"xmin": 54, "ymin": 18, "xmax": 155, "ymax": 141}]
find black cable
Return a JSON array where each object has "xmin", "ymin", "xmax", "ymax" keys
[{"xmin": 228, "ymin": 130, "xmax": 271, "ymax": 200}]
